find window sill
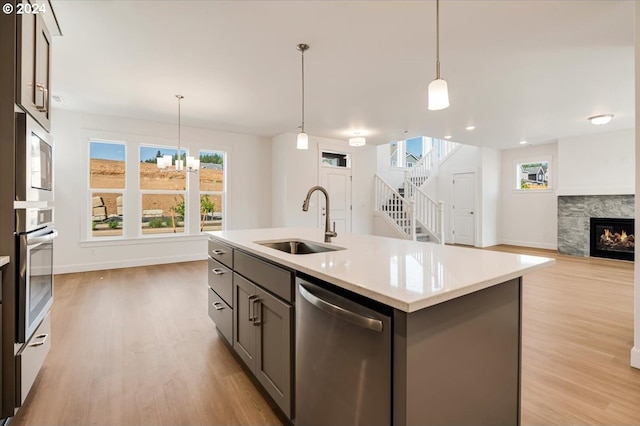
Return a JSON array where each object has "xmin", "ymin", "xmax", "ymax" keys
[
  {"xmin": 512, "ymin": 189, "xmax": 554, "ymax": 194},
  {"xmin": 80, "ymin": 233, "xmax": 209, "ymax": 248}
]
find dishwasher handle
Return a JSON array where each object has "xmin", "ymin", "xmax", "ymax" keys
[{"xmin": 299, "ymin": 283, "xmax": 383, "ymax": 332}]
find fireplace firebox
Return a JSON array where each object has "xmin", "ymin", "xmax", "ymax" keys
[{"xmin": 589, "ymin": 217, "xmax": 635, "ymax": 261}]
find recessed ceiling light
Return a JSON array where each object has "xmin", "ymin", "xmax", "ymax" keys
[
  {"xmin": 588, "ymin": 114, "xmax": 614, "ymax": 125},
  {"xmin": 465, "ymin": 125, "xmax": 475, "ymax": 131},
  {"xmin": 519, "ymin": 140, "xmax": 527, "ymax": 145},
  {"xmin": 444, "ymin": 135, "xmax": 452, "ymax": 140}
]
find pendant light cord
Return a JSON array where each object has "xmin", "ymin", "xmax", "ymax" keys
[
  {"xmin": 435, "ymin": 0, "xmax": 441, "ymax": 79},
  {"xmin": 176, "ymin": 95, "xmax": 182, "ymax": 163},
  {"xmin": 301, "ymin": 49, "xmax": 305, "ymax": 133}
]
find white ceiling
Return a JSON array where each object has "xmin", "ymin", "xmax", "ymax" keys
[{"xmin": 50, "ymin": 0, "xmax": 635, "ymax": 149}]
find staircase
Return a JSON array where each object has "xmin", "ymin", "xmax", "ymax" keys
[{"xmin": 375, "ymin": 139, "xmax": 459, "ymax": 244}]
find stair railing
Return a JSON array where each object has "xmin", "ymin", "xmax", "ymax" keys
[
  {"xmin": 403, "ymin": 149, "xmax": 433, "ymax": 199},
  {"xmin": 405, "ymin": 180, "xmax": 445, "ymax": 244},
  {"xmin": 374, "ymin": 175, "xmax": 416, "ymax": 240}
]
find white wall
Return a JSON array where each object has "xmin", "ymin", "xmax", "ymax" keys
[
  {"xmin": 479, "ymin": 147, "xmax": 501, "ymax": 247},
  {"xmin": 430, "ymin": 144, "xmax": 482, "ymax": 244},
  {"xmin": 271, "ymin": 133, "xmax": 376, "ymax": 235},
  {"xmin": 558, "ymin": 128, "xmax": 635, "ymax": 195},
  {"xmin": 376, "ymin": 144, "xmax": 405, "ymax": 189},
  {"xmin": 52, "ymin": 109, "xmax": 272, "ymax": 273},
  {"xmin": 499, "ymin": 143, "xmax": 558, "ymax": 250},
  {"xmin": 631, "ymin": 0, "xmax": 639, "ymax": 371}
]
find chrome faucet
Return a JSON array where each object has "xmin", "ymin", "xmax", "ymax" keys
[{"xmin": 302, "ymin": 186, "xmax": 337, "ymax": 243}]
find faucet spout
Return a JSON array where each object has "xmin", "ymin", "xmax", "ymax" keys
[{"xmin": 302, "ymin": 186, "xmax": 337, "ymax": 243}]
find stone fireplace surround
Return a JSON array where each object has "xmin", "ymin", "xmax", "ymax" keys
[{"xmin": 557, "ymin": 195, "xmax": 635, "ymax": 257}]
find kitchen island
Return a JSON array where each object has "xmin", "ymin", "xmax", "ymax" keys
[{"xmin": 207, "ymin": 228, "xmax": 554, "ymax": 425}]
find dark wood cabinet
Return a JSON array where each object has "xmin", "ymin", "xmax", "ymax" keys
[
  {"xmin": 207, "ymin": 237, "xmax": 294, "ymax": 419},
  {"xmin": 16, "ymin": 0, "xmax": 52, "ymax": 131},
  {"xmin": 232, "ymin": 272, "xmax": 292, "ymax": 419}
]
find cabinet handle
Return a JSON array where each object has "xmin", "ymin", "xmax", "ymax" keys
[
  {"xmin": 212, "ymin": 302, "xmax": 225, "ymax": 311},
  {"xmin": 248, "ymin": 295, "xmax": 258, "ymax": 321},
  {"xmin": 35, "ymin": 82, "xmax": 48, "ymax": 113},
  {"xmin": 28, "ymin": 333, "xmax": 49, "ymax": 347},
  {"xmin": 252, "ymin": 298, "xmax": 262, "ymax": 326},
  {"xmin": 211, "ymin": 249, "xmax": 225, "ymax": 256},
  {"xmin": 211, "ymin": 268, "xmax": 225, "ymax": 275}
]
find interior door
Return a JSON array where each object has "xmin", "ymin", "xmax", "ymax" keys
[
  {"xmin": 319, "ymin": 166, "xmax": 352, "ymax": 234},
  {"xmin": 452, "ymin": 172, "xmax": 476, "ymax": 246}
]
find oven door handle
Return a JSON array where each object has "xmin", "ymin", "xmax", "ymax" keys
[{"xmin": 27, "ymin": 229, "xmax": 58, "ymax": 246}]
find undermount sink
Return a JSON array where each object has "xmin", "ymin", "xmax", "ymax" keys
[{"xmin": 256, "ymin": 239, "xmax": 345, "ymax": 255}]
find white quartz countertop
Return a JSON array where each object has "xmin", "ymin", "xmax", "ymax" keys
[
  {"xmin": 0, "ymin": 256, "xmax": 9, "ymax": 267},
  {"xmin": 209, "ymin": 228, "xmax": 555, "ymax": 312}
]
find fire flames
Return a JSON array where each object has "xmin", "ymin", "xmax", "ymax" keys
[{"xmin": 599, "ymin": 227, "xmax": 634, "ymax": 252}]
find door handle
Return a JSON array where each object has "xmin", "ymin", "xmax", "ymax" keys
[
  {"xmin": 299, "ymin": 283, "xmax": 383, "ymax": 332},
  {"xmin": 211, "ymin": 268, "xmax": 225, "ymax": 275},
  {"xmin": 211, "ymin": 249, "xmax": 225, "ymax": 256},
  {"xmin": 28, "ymin": 333, "xmax": 48, "ymax": 347},
  {"xmin": 212, "ymin": 302, "xmax": 225, "ymax": 311},
  {"xmin": 252, "ymin": 298, "xmax": 262, "ymax": 326},
  {"xmin": 247, "ymin": 295, "xmax": 258, "ymax": 321}
]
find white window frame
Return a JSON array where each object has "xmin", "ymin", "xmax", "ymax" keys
[
  {"xmin": 87, "ymin": 138, "xmax": 127, "ymax": 241},
  {"xmin": 199, "ymin": 150, "xmax": 227, "ymax": 233},
  {"xmin": 138, "ymin": 143, "xmax": 189, "ymax": 238},
  {"xmin": 513, "ymin": 155, "xmax": 553, "ymax": 193},
  {"xmin": 81, "ymin": 129, "xmax": 230, "ymax": 244}
]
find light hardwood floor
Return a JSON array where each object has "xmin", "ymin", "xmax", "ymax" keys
[{"xmin": 10, "ymin": 246, "xmax": 640, "ymax": 425}]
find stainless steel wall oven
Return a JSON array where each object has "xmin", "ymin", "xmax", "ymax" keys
[{"xmin": 16, "ymin": 208, "xmax": 56, "ymax": 344}]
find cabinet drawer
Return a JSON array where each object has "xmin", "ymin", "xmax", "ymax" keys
[
  {"xmin": 16, "ymin": 313, "xmax": 51, "ymax": 406},
  {"xmin": 208, "ymin": 287, "xmax": 232, "ymax": 344},
  {"xmin": 234, "ymin": 250, "xmax": 294, "ymax": 303},
  {"xmin": 208, "ymin": 239, "xmax": 233, "ymax": 268},
  {"xmin": 208, "ymin": 258, "xmax": 233, "ymax": 307}
]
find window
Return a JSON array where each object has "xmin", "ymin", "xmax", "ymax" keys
[
  {"xmin": 321, "ymin": 151, "xmax": 351, "ymax": 168},
  {"xmin": 390, "ymin": 137, "xmax": 430, "ymax": 168},
  {"xmin": 89, "ymin": 141, "xmax": 125, "ymax": 238},
  {"xmin": 85, "ymin": 133, "xmax": 228, "ymax": 241},
  {"xmin": 199, "ymin": 150, "xmax": 225, "ymax": 232},
  {"xmin": 139, "ymin": 146, "xmax": 187, "ymax": 235},
  {"xmin": 516, "ymin": 160, "xmax": 550, "ymax": 190}
]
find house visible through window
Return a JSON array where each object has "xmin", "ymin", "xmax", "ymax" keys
[
  {"xmin": 89, "ymin": 140, "xmax": 125, "ymax": 238},
  {"xmin": 390, "ymin": 137, "xmax": 433, "ymax": 168},
  {"xmin": 516, "ymin": 160, "xmax": 550, "ymax": 190}
]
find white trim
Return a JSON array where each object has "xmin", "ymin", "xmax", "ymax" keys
[
  {"xmin": 80, "ymin": 233, "xmax": 208, "ymax": 247},
  {"xmin": 556, "ymin": 187, "xmax": 635, "ymax": 196},
  {"xmin": 631, "ymin": 347, "xmax": 640, "ymax": 369},
  {"xmin": 54, "ymin": 252, "xmax": 207, "ymax": 275},
  {"xmin": 475, "ymin": 240, "xmax": 499, "ymax": 248},
  {"xmin": 499, "ymin": 239, "xmax": 558, "ymax": 250}
]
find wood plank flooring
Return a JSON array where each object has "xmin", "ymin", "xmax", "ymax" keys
[{"xmin": 10, "ymin": 246, "xmax": 640, "ymax": 425}]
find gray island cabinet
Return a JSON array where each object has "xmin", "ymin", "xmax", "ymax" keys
[{"xmin": 206, "ymin": 228, "xmax": 554, "ymax": 426}]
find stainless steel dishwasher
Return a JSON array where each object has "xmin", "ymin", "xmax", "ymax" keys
[{"xmin": 295, "ymin": 277, "xmax": 391, "ymax": 426}]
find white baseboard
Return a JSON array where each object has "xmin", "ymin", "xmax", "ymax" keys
[
  {"xmin": 476, "ymin": 240, "xmax": 499, "ymax": 248},
  {"xmin": 632, "ymin": 347, "xmax": 640, "ymax": 369},
  {"xmin": 498, "ymin": 239, "xmax": 557, "ymax": 251},
  {"xmin": 54, "ymin": 253, "xmax": 207, "ymax": 275}
]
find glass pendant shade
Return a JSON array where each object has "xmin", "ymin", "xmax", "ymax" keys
[
  {"xmin": 349, "ymin": 137, "xmax": 366, "ymax": 147},
  {"xmin": 297, "ymin": 132, "xmax": 308, "ymax": 150},
  {"xmin": 428, "ymin": 78, "xmax": 449, "ymax": 111}
]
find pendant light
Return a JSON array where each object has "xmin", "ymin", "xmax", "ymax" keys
[
  {"xmin": 157, "ymin": 95, "xmax": 199, "ymax": 173},
  {"xmin": 428, "ymin": 0, "xmax": 449, "ymax": 111},
  {"xmin": 297, "ymin": 43, "xmax": 309, "ymax": 150}
]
